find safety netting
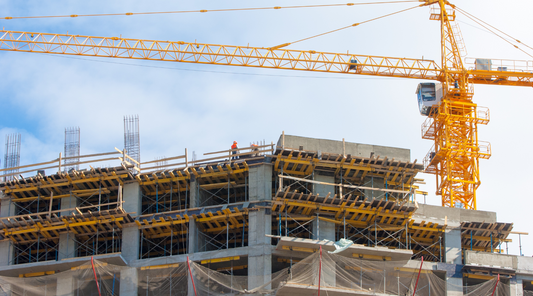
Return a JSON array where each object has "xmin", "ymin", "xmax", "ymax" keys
[{"xmin": 0, "ymin": 251, "xmax": 513, "ymax": 296}]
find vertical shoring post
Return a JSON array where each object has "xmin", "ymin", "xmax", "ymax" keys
[
  {"xmin": 226, "ymin": 223, "xmax": 229, "ymax": 249},
  {"xmin": 37, "ymin": 236, "xmax": 40, "ymax": 263},
  {"xmin": 170, "ymin": 182, "xmax": 173, "ymax": 212},
  {"xmin": 285, "ymin": 206, "xmax": 288, "ymax": 237},
  {"xmin": 156, "ymin": 183, "xmax": 159, "ymax": 213},
  {"xmin": 318, "ymin": 246, "xmax": 322, "ymax": 296},
  {"xmin": 227, "ymin": 172, "xmax": 230, "ymax": 205},
  {"xmin": 470, "ymin": 231, "xmax": 473, "ymax": 250},
  {"xmin": 374, "ymin": 219, "xmax": 377, "ymax": 247},
  {"xmin": 343, "ymin": 216, "xmax": 346, "ymax": 239},
  {"xmin": 98, "ymin": 181, "xmax": 102, "ymax": 212},
  {"xmin": 170, "ymin": 229, "xmax": 173, "ymax": 256},
  {"xmin": 490, "ymin": 233, "xmax": 493, "ymax": 253},
  {"xmin": 241, "ymin": 217, "xmax": 245, "ymax": 248},
  {"xmin": 317, "ymin": 212, "xmax": 320, "ymax": 239},
  {"xmin": 140, "ymin": 229, "xmax": 144, "ymax": 259},
  {"xmin": 440, "ymin": 235, "xmax": 442, "ymax": 262},
  {"xmin": 518, "ymin": 233, "xmax": 522, "ymax": 256}
]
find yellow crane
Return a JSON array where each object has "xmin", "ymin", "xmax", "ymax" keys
[{"xmin": 0, "ymin": 0, "xmax": 531, "ymax": 209}]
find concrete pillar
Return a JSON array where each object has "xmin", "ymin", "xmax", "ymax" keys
[
  {"xmin": 58, "ymin": 232, "xmax": 76, "ymax": 260},
  {"xmin": 56, "ymin": 275, "xmax": 74, "ymax": 296},
  {"xmin": 122, "ymin": 225, "xmax": 139, "ymax": 263},
  {"xmin": 313, "ymin": 174, "xmax": 334, "ymax": 197},
  {"xmin": 312, "ymin": 219, "xmax": 336, "ymax": 241},
  {"xmin": 446, "ymin": 277, "xmax": 463, "ymax": 296},
  {"xmin": 0, "ymin": 240, "xmax": 12, "ymax": 266},
  {"xmin": 510, "ymin": 278, "xmax": 524, "ymax": 296},
  {"xmin": 248, "ymin": 254, "xmax": 272, "ymax": 290},
  {"xmin": 119, "ymin": 267, "xmax": 138, "ymax": 296},
  {"xmin": 249, "ymin": 209, "xmax": 271, "ymax": 246},
  {"xmin": 248, "ymin": 209, "xmax": 272, "ymax": 290},
  {"xmin": 363, "ymin": 176, "xmax": 384, "ymax": 200},
  {"xmin": 189, "ymin": 177, "xmax": 199, "ymax": 208},
  {"xmin": 1, "ymin": 197, "xmax": 14, "ymax": 218},
  {"xmin": 188, "ymin": 219, "xmax": 205, "ymax": 253},
  {"xmin": 60, "ymin": 194, "xmax": 77, "ymax": 216},
  {"xmin": 123, "ymin": 182, "xmax": 142, "ymax": 218},
  {"xmin": 249, "ymin": 164, "xmax": 272, "ymax": 201},
  {"xmin": 0, "ymin": 197, "xmax": 15, "ymax": 267},
  {"xmin": 444, "ymin": 226, "xmax": 462, "ymax": 265}
]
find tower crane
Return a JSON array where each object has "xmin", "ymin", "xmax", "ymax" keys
[{"xmin": 0, "ymin": 0, "xmax": 531, "ymax": 210}]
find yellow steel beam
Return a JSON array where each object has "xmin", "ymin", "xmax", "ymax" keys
[
  {"xmin": 140, "ymin": 263, "xmax": 180, "ymax": 270},
  {"xmin": 352, "ymin": 253, "xmax": 392, "ymax": 261}
]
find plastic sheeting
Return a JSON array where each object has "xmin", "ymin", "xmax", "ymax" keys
[{"xmin": 0, "ymin": 251, "xmax": 515, "ymax": 296}]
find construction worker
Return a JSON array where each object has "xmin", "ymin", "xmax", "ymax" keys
[
  {"xmin": 231, "ymin": 141, "xmax": 238, "ymax": 160},
  {"xmin": 251, "ymin": 144, "xmax": 259, "ymax": 157}
]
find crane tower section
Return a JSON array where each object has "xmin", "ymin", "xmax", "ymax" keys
[{"xmin": 421, "ymin": 1, "xmax": 490, "ymax": 210}]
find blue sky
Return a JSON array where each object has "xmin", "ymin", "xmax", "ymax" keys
[{"xmin": 0, "ymin": 0, "xmax": 532, "ymax": 256}]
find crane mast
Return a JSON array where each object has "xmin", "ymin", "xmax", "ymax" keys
[
  {"xmin": 0, "ymin": 2, "xmax": 531, "ymax": 210},
  {"xmin": 421, "ymin": 0, "xmax": 488, "ymax": 209}
]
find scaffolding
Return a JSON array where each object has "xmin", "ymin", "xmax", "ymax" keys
[
  {"xmin": 3, "ymin": 133, "xmax": 21, "ymax": 182},
  {"xmin": 0, "ymin": 139, "xmax": 515, "ymax": 270}
]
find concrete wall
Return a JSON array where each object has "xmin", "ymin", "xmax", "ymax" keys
[{"xmin": 276, "ymin": 135, "xmax": 411, "ymax": 162}]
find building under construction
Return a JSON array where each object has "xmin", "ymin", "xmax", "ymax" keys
[{"xmin": 0, "ymin": 134, "xmax": 531, "ymax": 296}]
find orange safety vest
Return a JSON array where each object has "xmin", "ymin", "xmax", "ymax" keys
[{"xmin": 231, "ymin": 143, "xmax": 238, "ymax": 149}]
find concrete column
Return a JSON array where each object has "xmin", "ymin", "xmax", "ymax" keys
[
  {"xmin": 510, "ymin": 278, "xmax": 524, "ymax": 296},
  {"xmin": 248, "ymin": 209, "xmax": 272, "ymax": 290},
  {"xmin": 312, "ymin": 174, "xmax": 336, "ymax": 241},
  {"xmin": 58, "ymin": 232, "xmax": 76, "ymax": 260},
  {"xmin": 123, "ymin": 182, "xmax": 142, "ymax": 218},
  {"xmin": 188, "ymin": 219, "xmax": 205, "ymax": 253},
  {"xmin": 1, "ymin": 197, "xmax": 14, "ymax": 218},
  {"xmin": 363, "ymin": 176, "xmax": 384, "ymax": 200},
  {"xmin": 249, "ymin": 164, "xmax": 272, "ymax": 201},
  {"xmin": 446, "ymin": 277, "xmax": 463, "ymax": 296},
  {"xmin": 313, "ymin": 174, "xmax": 334, "ymax": 197},
  {"xmin": 0, "ymin": 240, "xmax": 12, "ymax": 266},
  {"xmin": 60, "ymin": 194, "xmax": 77, "ymax": 216},
  {"xmin": 56, "ymin": 275, "xmax": 75, "ymax": 296},
  {"xmin": 119, "ymin": 267, "xmax": 138, "ymax": 296},
  {"xmin": 122, "ymin": 225, "xmax": 139, "ymax": 263},
  {"xmin": 312, "ymin": 219, "xmax": 336, "ymax": 241},
  {"xmin": 189, "ymin": 177, "xmax": 199, "ymax": 208},
  {"xmin": 445, "ymin": 226, "xmax": 462, "ymax": 265},
  {"xmin": 0, "ymin": 197, "xmax": 15, "ymax": 267},
  {"xmin": 249, "ymin": 209, "xmax": 271, "ymax": 246},
  {"xmin": 248, "ymin": 254, "xmax": 272, "ymax": 290}
]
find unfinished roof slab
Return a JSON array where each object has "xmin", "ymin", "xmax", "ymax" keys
[{"xmin": 277, "ymin": 135, "xmax": 411, "ymax": 162}]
